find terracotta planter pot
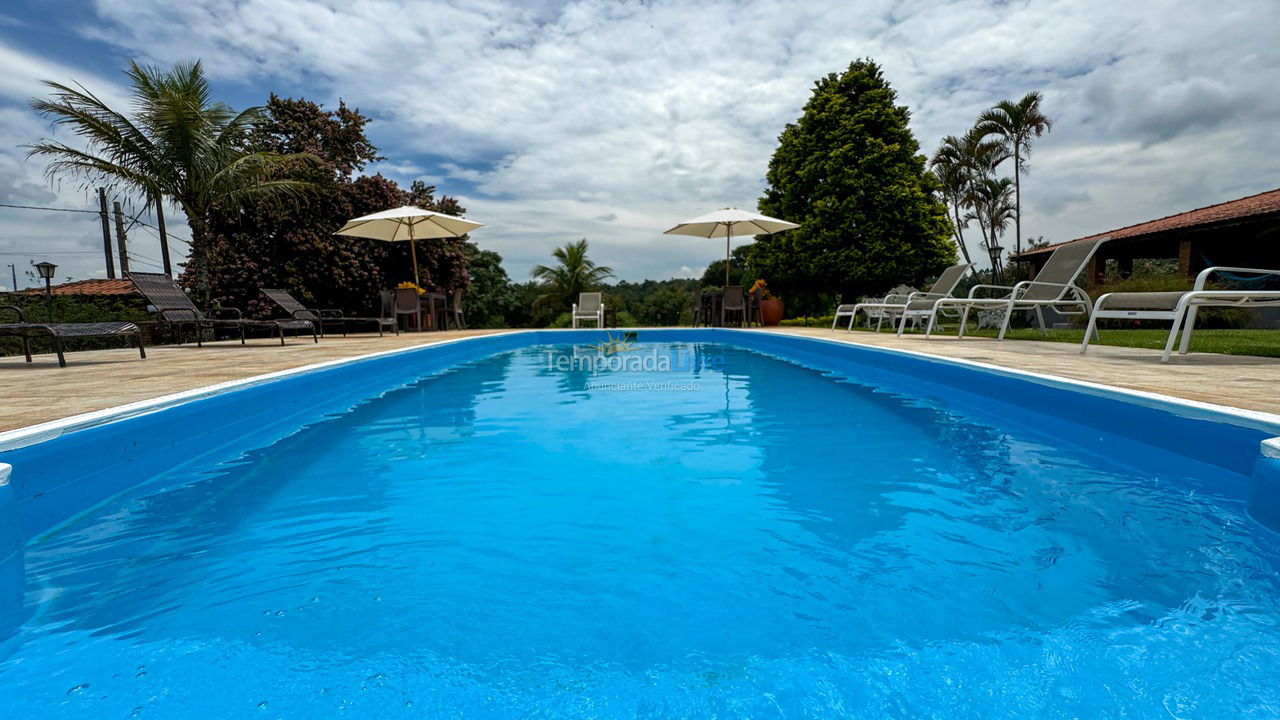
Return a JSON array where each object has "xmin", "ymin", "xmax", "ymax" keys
[{"xmin": 759, "ymin": 298, "xmax": 784, "ymax": 326}]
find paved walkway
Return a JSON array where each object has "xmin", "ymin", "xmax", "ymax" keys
[
  {"xmin": 1, "ymin": 326, "xmax": 1277, "ymax": 431},
  {"xmin": 0, "ymin": 330, "xmax": 506, "ymax": 431},
  {"xmin": 767, "ymin": 326, "xmax": 1280, "ymax": 414}
]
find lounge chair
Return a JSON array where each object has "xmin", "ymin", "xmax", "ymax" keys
[
  {"xmin": 834, "ymin": 264, "xmax": 973, "ymax": 333},
  {"xmin": 572, "ymin": 292, "xmax": 605, "ymax": 328},
  {"xmin": 1082, "ymin": 266, "xmax": 1280, "ymax": 362},
  {"xmin": 924, "ymin": 236, "xmax": 1109, "ymax": 339},
  {"xmin": 128, "ymin": 272, "xmax": 316, "ymax": 346},
  {"xmin": 0, "ymin": 305, "xmax": 146, "ymax": 367},
  {"xmin": 261, "ymin": 288, "xmax": 397, "ymax": 337},
  {"xmin": 834, "ymin": 285, "xmax": 913, "ymax": 331}
]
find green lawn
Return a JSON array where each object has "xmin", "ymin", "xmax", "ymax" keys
[{"xmin": 867, "ymin": 325, "xmax": 1280, "ymax": 358}]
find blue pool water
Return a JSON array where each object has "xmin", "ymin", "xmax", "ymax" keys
[{"xmin": 3, "ymin": 338, "xmax": 1280, "ymax": 717}]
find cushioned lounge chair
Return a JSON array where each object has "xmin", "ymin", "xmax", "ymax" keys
[
  {"xmin": 833, "ymin": 264, "xmax": 972, "ymax": 333},
  {"xmin": 260, "ymin": 288, "xmax": 397, "ymax": 337},
  {"xmin": 128, "ymin": 272, "xmax": 315, "ymax": 346},
  {"xmin": 1082, "ymin": 266, "xmax": 1280, "ymax": 362},
  {"xmin": 0, "ymin": 305, "xmax": 145, "ymax": 367},
  {"xmin": 924, "ymin": 236, "xmax": 1109, "ymax": 340}
]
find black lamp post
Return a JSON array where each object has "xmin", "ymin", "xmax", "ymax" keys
[
  {"xmin": 986, "ymin": 243, "xmax": 1003, "ymax": 284},
  {"xmin": 35, "ymin": 261, "xmax": 57, "ymax": 322}
]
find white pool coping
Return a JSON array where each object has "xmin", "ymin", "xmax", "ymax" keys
[{"xmin": 1, "ymin": 327, "xmax": 1277, "ymax": 454}]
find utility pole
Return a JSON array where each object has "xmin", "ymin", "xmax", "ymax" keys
[
  {"xmin": 7, "ymin": 263, "xmax": 16, "ymax": 292},
  {"xmin": 98, "ymin": 188, "xmax": 116, "ymax": 278},
  {"xmin": 153, "ymin": 191, "xmax": 172, "ymax": 276},
  {"xmin": 113, "ymin": 201, "xmax": 131, "ymax": 275}
]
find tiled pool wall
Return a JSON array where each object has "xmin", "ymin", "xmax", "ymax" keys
[{"xmin": 2, "ymin": 328, "xmax": 1278, "ymax": 544}]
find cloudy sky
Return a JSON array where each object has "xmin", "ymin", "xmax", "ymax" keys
[{"xmin": 1, "ymin": 0, "xmax": 1277, "ymax": 288}]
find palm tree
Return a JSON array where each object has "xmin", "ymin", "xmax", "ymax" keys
[
  {"xmin": 26, "ymin": 60, "xmax": 316, "ymax": 297},
  {"xmin": 976, "ymin": 91, "xmax": 1053, "ymax": 261},
  {"xmin": 931, "ymin": 130, "xmax": 1006, "ymax": 265},
  {"xmin": 930, "ymin": 137, "xmax": 973, "ymax": 265},
  {"xmin": 966, "ymin": 176, "xmax": 1016, "ymax": 282},
  {"xmin": 530, "ymin": 239, "xmax": 614, "ymax": 313}
]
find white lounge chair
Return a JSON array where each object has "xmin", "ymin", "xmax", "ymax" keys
[
  {"xmin": 833, "ymin": 284, "xmax": 916, "ymax": 331},
  {"xmin": 1082, "ymin": 266, "xmax": 1280, "ymax": 362},
  {"xmin": 833, "ymin": 264, "xmax": 973, "ymax": 333},
  {"xmin": 924, "ymin": 236, "xmax": 1108, "ymax": 340},
  {"xmin": 571, "ymin": 292, "xmax": 605, "ymax": 328}
]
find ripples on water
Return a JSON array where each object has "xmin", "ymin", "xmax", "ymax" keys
[{"xmin": 2, "ymin": 343, "xmax": 1279, "ymax": 718}]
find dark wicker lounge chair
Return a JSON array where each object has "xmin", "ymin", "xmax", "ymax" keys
[
  {"xmin": 260, "ymin": 288, "xmax": 397, "ymax": 337},
  {"xmin": 0, "ymin": 305, "xmax": 145, "ymax": 367},
  {"xmin": 127, "ymin": 272, "xmax": 316, "ymax": 346}
]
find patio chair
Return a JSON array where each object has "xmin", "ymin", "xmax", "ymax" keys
[
  {"xmin": 444, "ymin": 288, "xmax": 466, "ymax": 330},
  {"xmin": 393, "ymin": 288, "xmax": 423, "ymax": 331},
  {"xmin": 832, "ymin": 265, "xmax": 971, "ymax": 333},
  {"xmin": 690, "ymin": 289, "xmax": 704, "ymax": 327},
  {"xmin": 721, "ymin": 285, "xmax": 747, "ymax": 327},
  {"xmin": 923, "ymin": 237, "xmax": 1109, "ymax": 339},
  {"xmin": 0, "ymin": 305, "xmax": 146, "ymax": 367},
  {"xmin": 1081, "ymin": 266, "xmax": 1280, "ymax": 362},
  {"xmin": 261, "ymin": 288, "xmax": 397, "ymax": 337},
  {"xmin": 572, "ymin": 292, "xmax": 604, "ymax": 328},
  {"xmin": 128, "ymin": 272, "xmax": 316, "ymax": 346}
]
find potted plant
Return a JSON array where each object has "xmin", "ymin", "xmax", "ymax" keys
[{"xmin": 751, "ymin": 279, "xmax": 784, "ymax": 326}]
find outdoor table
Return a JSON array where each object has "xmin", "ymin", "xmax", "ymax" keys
[{"xmin": 602, "ymin": 308, "xmax": 618, "ymax": 328}]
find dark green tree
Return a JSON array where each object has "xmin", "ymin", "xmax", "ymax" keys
[
  {"xmin": 699, "ymin": 244, "xmax": 753, "ymax": 288},
  {"xmin": 462, "ymin": 244, "xmax": 520, "ymax": 328},
  {"xmin": 753, "ymin": 58, "xmax": 955, "ymax": 308}
]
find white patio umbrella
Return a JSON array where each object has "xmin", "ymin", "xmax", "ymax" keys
[
  {"xmin": 663, "ymin": 208, "xmax": 799, "ymax": 286},
  {"xmin": 336, "ymin": 206, "xmax": 484, "ymax": 285}
]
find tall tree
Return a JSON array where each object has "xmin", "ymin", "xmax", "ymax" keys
[
  {"xmin": 966, "ymin": 176, "xmax": 1016, "ymax": 281},
  {"xmin": 932, "ymin": 129, "xmax": 1006, "ymax": 270},
  {"xmin": 27, "ymin": 60, "xmax": 316, "ymax": 298},
  {"xmin": 463, "ymin": 244, "xmax": 519, "ymax": 328},
  {"xmin": 754, "ymin": 58, "xmax": 955, "ymax": 308},
  {"xmin": 929, "ymin": 140, "xmax": 973, "ymax": 265},
  {"xmin": 530, "ymin": 239, "xmax": 614, "ymax": 313},
  {"xmin": 976, "ymin": 91, "xmax": 1052, "ymax": 260}
]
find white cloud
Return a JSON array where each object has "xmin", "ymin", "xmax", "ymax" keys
[{"xmin": 3, "ymin": 0, "xmax": 1277, "ymax": 282}]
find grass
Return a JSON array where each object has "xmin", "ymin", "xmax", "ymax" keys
[{"xmin": 856, "ymin": 325, "xmax": 1280, "ymax": 358}]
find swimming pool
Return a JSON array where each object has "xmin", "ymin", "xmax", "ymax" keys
[{"xmin": 3, "ymin": 330, "xmax": 1280, "ymax": 717}]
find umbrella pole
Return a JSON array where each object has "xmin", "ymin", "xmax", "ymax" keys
[
  {"xmin": 409, "ymin": 226, "xmax": 420, "ymax": 286},
  {"xmin": 725, "ymin": 224, "xmax": 732, "ymax": 287}
]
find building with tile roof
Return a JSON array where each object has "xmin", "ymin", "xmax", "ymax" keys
[
  {"xmin": 1012, "ymin": 187, "xmax": 1280, "ymax": 283},
  {"xmin": 13, "ymin": 278, "xmax": 143, "ymax": 297}
]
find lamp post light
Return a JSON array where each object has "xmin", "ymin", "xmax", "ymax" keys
[
  {"xmin": 986, "ymin": 243, "xmax": 1003, "ymax": 284},
  {"xmin": 34, "ymin": 261, "xmax": 57, "ymax": 322}
]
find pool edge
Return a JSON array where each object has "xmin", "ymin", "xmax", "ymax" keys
[{"xmin": 3, "ymin": 327, "xmax": 1279, "ymax": 452}]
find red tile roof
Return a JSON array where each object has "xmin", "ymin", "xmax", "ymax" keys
[
  {"xmin": 12, "ymin": 278, "xmax": 142, "ymax": 296},
  {"xmin": 1014, "ymin": 187, "xmax": 1280, "ymax": 258}
]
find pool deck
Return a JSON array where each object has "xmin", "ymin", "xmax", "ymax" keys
[{"xmin": 1, "ymin": 326, "xmax": 1278, "ymax": 431}]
